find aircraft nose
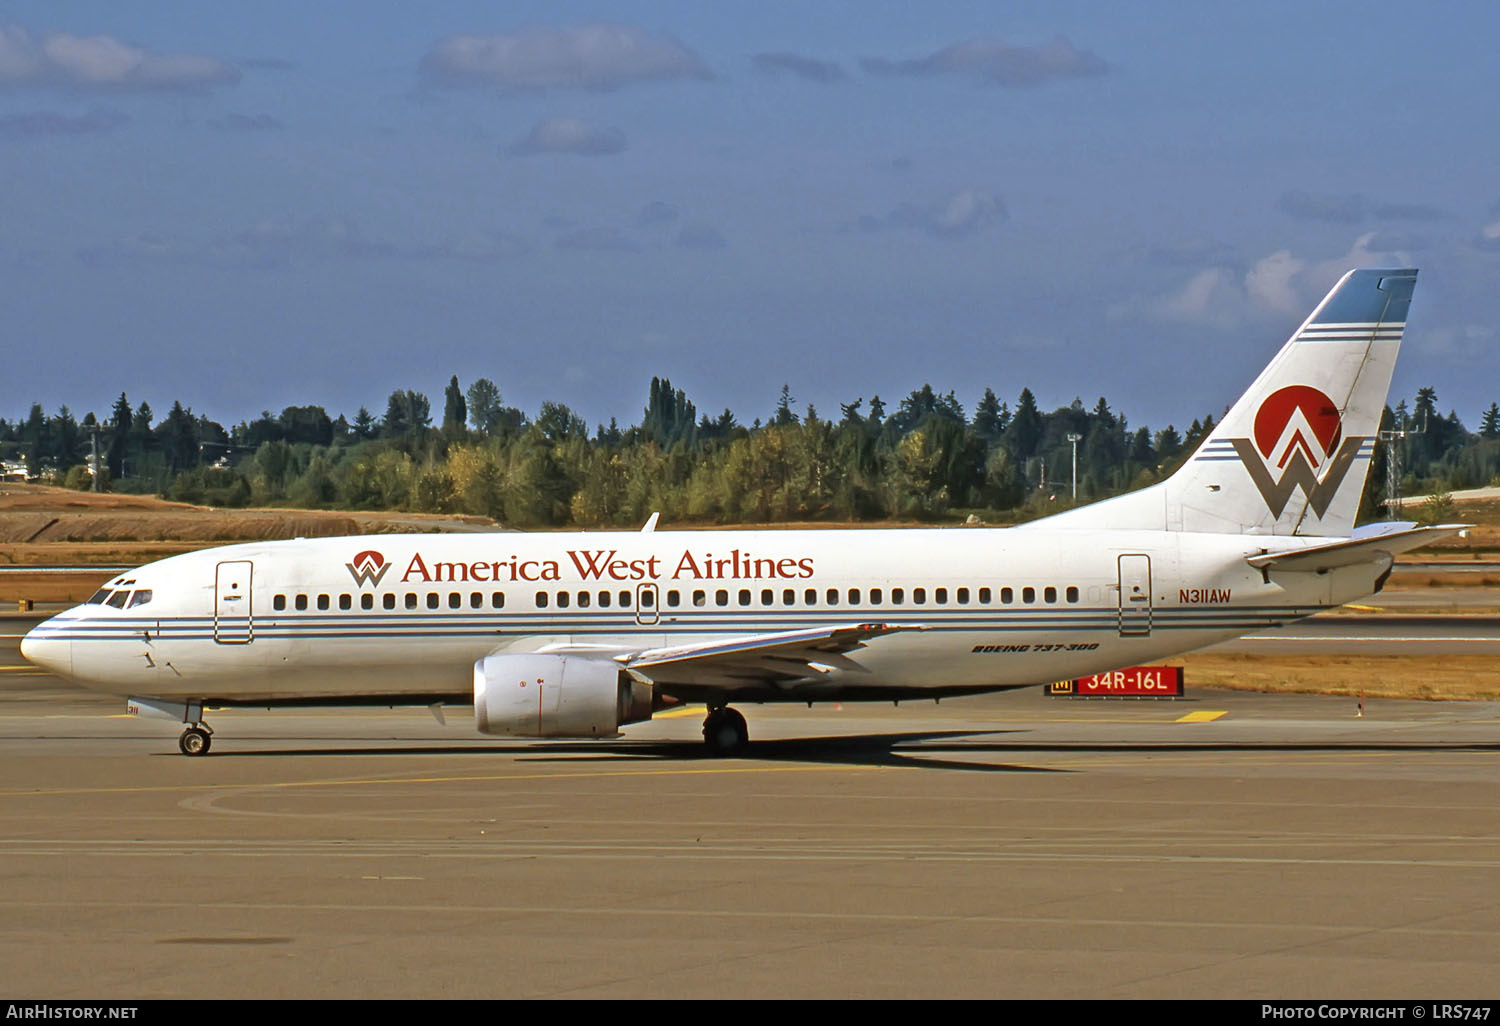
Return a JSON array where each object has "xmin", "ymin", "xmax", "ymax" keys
[{"xmin": 20, "ymin": 621, "xmax": 72, "ymax": 678}]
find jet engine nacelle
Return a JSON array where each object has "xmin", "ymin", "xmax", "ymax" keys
[{"xmin": 473, "ymin": 653, "xmax": 653, "ymax": 737}]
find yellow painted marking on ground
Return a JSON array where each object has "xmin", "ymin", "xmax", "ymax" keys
[
  {"xmin": 0, "ymin": 762, "xmax": 873, "ymax": 799},
  {"xmin": 1345, "ymin": 603, "xmax": 1383, "ymax": 612},
  {"xmin": 1175, "ymin": 710, "xmax": 1227, "ymax": 723},
  {"xmin": 0, "ymin": 665, "xmax": 47, "ymax": 673},
  {"xmin": 653, "ymin": 706, "xmax": 703, "ymax": 719}
]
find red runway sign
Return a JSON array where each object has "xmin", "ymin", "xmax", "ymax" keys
[{"xmin": 1049, "ymin": 666, "xmax": 1183, "ymax": 697}]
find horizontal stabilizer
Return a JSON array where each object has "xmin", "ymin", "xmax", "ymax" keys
[{"xmin": 1246, "ymin": 522, "xmax": 1469, "ymax": 573}]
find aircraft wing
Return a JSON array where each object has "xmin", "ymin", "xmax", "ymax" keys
[
  {"xmin": 1246, "ymin": 522, "xmax": 1469, "ymax": 572},
  {"xmin": 619, "ymin": 622, "xmax": 927, "ymax": 688}
]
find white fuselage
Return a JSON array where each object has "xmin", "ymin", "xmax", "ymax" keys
[{"xmin": 22, "ymin": 526, "xmax": 1383, "ymax": 705}]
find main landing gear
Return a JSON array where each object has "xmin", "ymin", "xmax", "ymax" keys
[
  {"xmin": 702, "ymin": 705, "xmax": 748, "ymax": 756},
  {"xmin": 178, "ymin": 723, "xmax": 213, "ymax": 756}
]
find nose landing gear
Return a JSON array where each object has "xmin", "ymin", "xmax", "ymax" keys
[{"xmin": 178, "ymin": 723, "xmax": 213, "ymax": 756}]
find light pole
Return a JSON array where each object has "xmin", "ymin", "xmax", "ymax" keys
[{"xmin": 1066, "ymin": 433, "xmax": 1082, "ymax": 503}]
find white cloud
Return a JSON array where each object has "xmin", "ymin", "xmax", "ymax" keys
[
  {"xmin": 1155, "ymin": 268, "xmax": 1243, "ymax": 329},
  {"xmin": 861, "ymin": 34, "xmax": 1108, "ymax": 86},
  {"xmin": 856, "ymin": 188, "xmax": 1006, "ymax": 239},
  {"xmin": 509, "ymin": 116, "xmax": 626, "ymax": 156},
  {"xmin": 0, "ymin": 23, "xmax": 237, "ymax": 91},
  {"xmin": 0, "ymin": 106, "xmax": 126, "ymax": 137},
  {"xmin": 1244, "ymin": 250, "xmax": 1306, "ymax": 315},
  {"xmin": 1137, "ymin": 233, "xmax": 1413, "ymax": 330},
  {"xmin": 421, "ymin": 24, "xmax": 710, "ymax": 91}
]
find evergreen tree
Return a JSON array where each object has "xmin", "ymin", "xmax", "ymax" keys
[
  {"xmin": 973, "ymin": 388, "xmax": 1004, "ymax": 443},
  {"xmin": 443, "ymin": 375, "xmax": 467, "ymax": 434},
  {"xmin": 159, "ymin": 401, "xmax": 198, "ymax": 471},
  {"xmin": 1481, "ymin": 402, "xmax": 1500, "ymax": 440},
  {"xmin": 774, "ymin": 384, "xmax": 798, "ymax": 427},
  {"xmin": 1006, "ymin": 388, "xmax": 1042, "ymax": 462},
  {"xmin": 107, "ymin": 393, "xmax": 132, "ymax": 477}
]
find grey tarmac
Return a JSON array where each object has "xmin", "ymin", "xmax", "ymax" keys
[{"xmin": 3, "ymin": 644, "xmax": 1500, "ymax": 998}]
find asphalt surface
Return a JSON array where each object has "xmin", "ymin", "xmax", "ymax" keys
[{"xmin": 4, "ymin": 624, "xmax": 1500, "ymax": 999}]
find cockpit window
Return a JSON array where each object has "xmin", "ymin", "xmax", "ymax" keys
[
  {"xmin": 86, "ymin": 589, "xmax": 111, "ymax": 605},
  {"xmin": 127, "ymin": 590, "xmax": 153, "ymax": 608},
  {"xmin": 105, "ymin": 590, "xmax": 130, "ymax": 609}
]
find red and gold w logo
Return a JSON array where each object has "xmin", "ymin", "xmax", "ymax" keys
[
  {"xmin": 1232, "ymin": 386, "xmax": 1367, "ymax": 519},
  {"xmin": 346, "ymin": 550, "xmax": 390, "ymax": 587}
]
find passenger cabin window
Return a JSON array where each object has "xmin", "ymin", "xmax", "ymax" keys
[
  {"xmin": 449, "ymin": 592, "xmax": 462, "ymax": 610},
  {"xmin": 426, "ymin": 593, "xmax": 439, "ymax": 610},
  {"xmin": 870, "ymin": 588, "xmax": 882, "ymax": 604},
  {"xmin": 598, "ymin": 591, "xmax": 611, "ymax": 608},
  {"xmin": 739, "ymin": 589, "xmax": 751, "ymax": 606},
  {"xmin": 338, "ymin": 594, "xmax": 352, "ymax": 611},
  {"xmin": 693, "ymin": 589, "xmax": 707, "ymax": 607},
  {"xmin": 826, "ymin": 588, "xmax": 838, "ymax": 606},
  {"xmin": 805, "ymin": 589, "xmax": 817, "ymax": 605},
  {"xmin": 361, "ymin": 595, "xmax": 374, "ymax": 610},
  {"xmin": 979, "ymin": 587, "xmax": 991, "ymax": 604},
  {"xmin": 577, "ymin": 591, "xmax": 590, "ymax": 608},
  {"xmin": 957, "ymin": 588, "xmax": 969, "ymax": 605},
  {"xmin": 384, "ymin": 594, "xmax": 396, "ymax": 610},
  {"xmin": 470, "ymin": 592, "xmax": 482, "ymax": 609},
  {"xmin": 1066, "ymin": 586, "xmax": 1079, "ymax": 603},
  {"xmin": 557, "ymin": 592, "xmax": 570, "ymax": 609},
  {"xmin": 317, "ymin": 594, "xmax": 330, "ymax": 611},
  {"xmin": 1001, "ymin": 587, "xmax": 1014, "ymax": 604},
  {"xmin": 536, "ymin": 592, "xmax": 548, "ymax": 608},
  {"xmin": 1044, "ymin": 586, "xmax": 1057, "ymax": 603},
  {"xmin": 295, "ymin": 594, "xmax": 308, "ymax": 611},
  {"xmin": 1023, "ymin": 587, "xmax": 1036, "ymax": 604},
  {"xmin": 848, "ymin": 588, "xmax": 860, "ymax": 604},
  {"xmin": 492, "ymin": 592, "xmax": 506, "ymax": 609},
  {"xmin": 405, "ymin": 594, "xmax": 417, "ymax": 610},
  {"xmin": 274, "ymin": 594, "xmax": 287, "ymax": 611},
  {"xmin": 935, "ymin": 587, "xmax": 947, "ymax": 604},
  {"xmin": 716, "ymin": 589, "xmax": 729, "ymax": 607},
  {"xmin": 913, "ymin": 588, "xmax": 926, "ymax": 605},
  {"xmin": 892, "ymin": 588, "xmax": 904, "ymax": 605}
]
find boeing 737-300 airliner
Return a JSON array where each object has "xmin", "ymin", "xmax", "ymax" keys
[{"xmin": 21, "ymin": 268, "xmax": 1464, "ymax": 755}]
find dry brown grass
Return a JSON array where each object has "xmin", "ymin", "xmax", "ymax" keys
[{"xmin": 1175, "ymin": 652, "xmax": 1500, "ymax": 701}]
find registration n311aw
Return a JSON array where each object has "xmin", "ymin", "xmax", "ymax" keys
[{"xmin": 22, "ymin": 268, "xmax": 1464, "ymax": 755}]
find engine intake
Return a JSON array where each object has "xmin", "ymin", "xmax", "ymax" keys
[{"xmin": 474, "ymin": 653, "xmax": 652, "ymax": 737}]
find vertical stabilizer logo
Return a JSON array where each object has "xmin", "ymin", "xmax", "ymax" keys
[
  {"xmin": 346, "ymin": 550, "xmax": 390, "ymax": 587},
  {"xmin": 1230, "ymin": 385, "xmax": 1366, "ymax": 519}
]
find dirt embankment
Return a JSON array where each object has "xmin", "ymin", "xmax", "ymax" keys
[
  {"xmin": 0, "ymin": 484, "xmax": 500, "ymax": 600},
  {"xmin": 0, "ymin": 484, "xmax": 496, "ymax": 551}
]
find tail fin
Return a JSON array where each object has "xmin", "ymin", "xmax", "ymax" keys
[{"xmin": 1036, "ymin": 267, "xmax": 1416, "ymax": 537}]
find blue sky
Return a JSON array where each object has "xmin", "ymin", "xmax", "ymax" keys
[{"xmin": 3, "ymin": 1, "xmax": 1497, "ymax": 433}]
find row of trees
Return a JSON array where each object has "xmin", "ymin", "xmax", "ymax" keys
[{"xmin": 2, "ymin": 376, "xmax": 1498, "ymax": 526}]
